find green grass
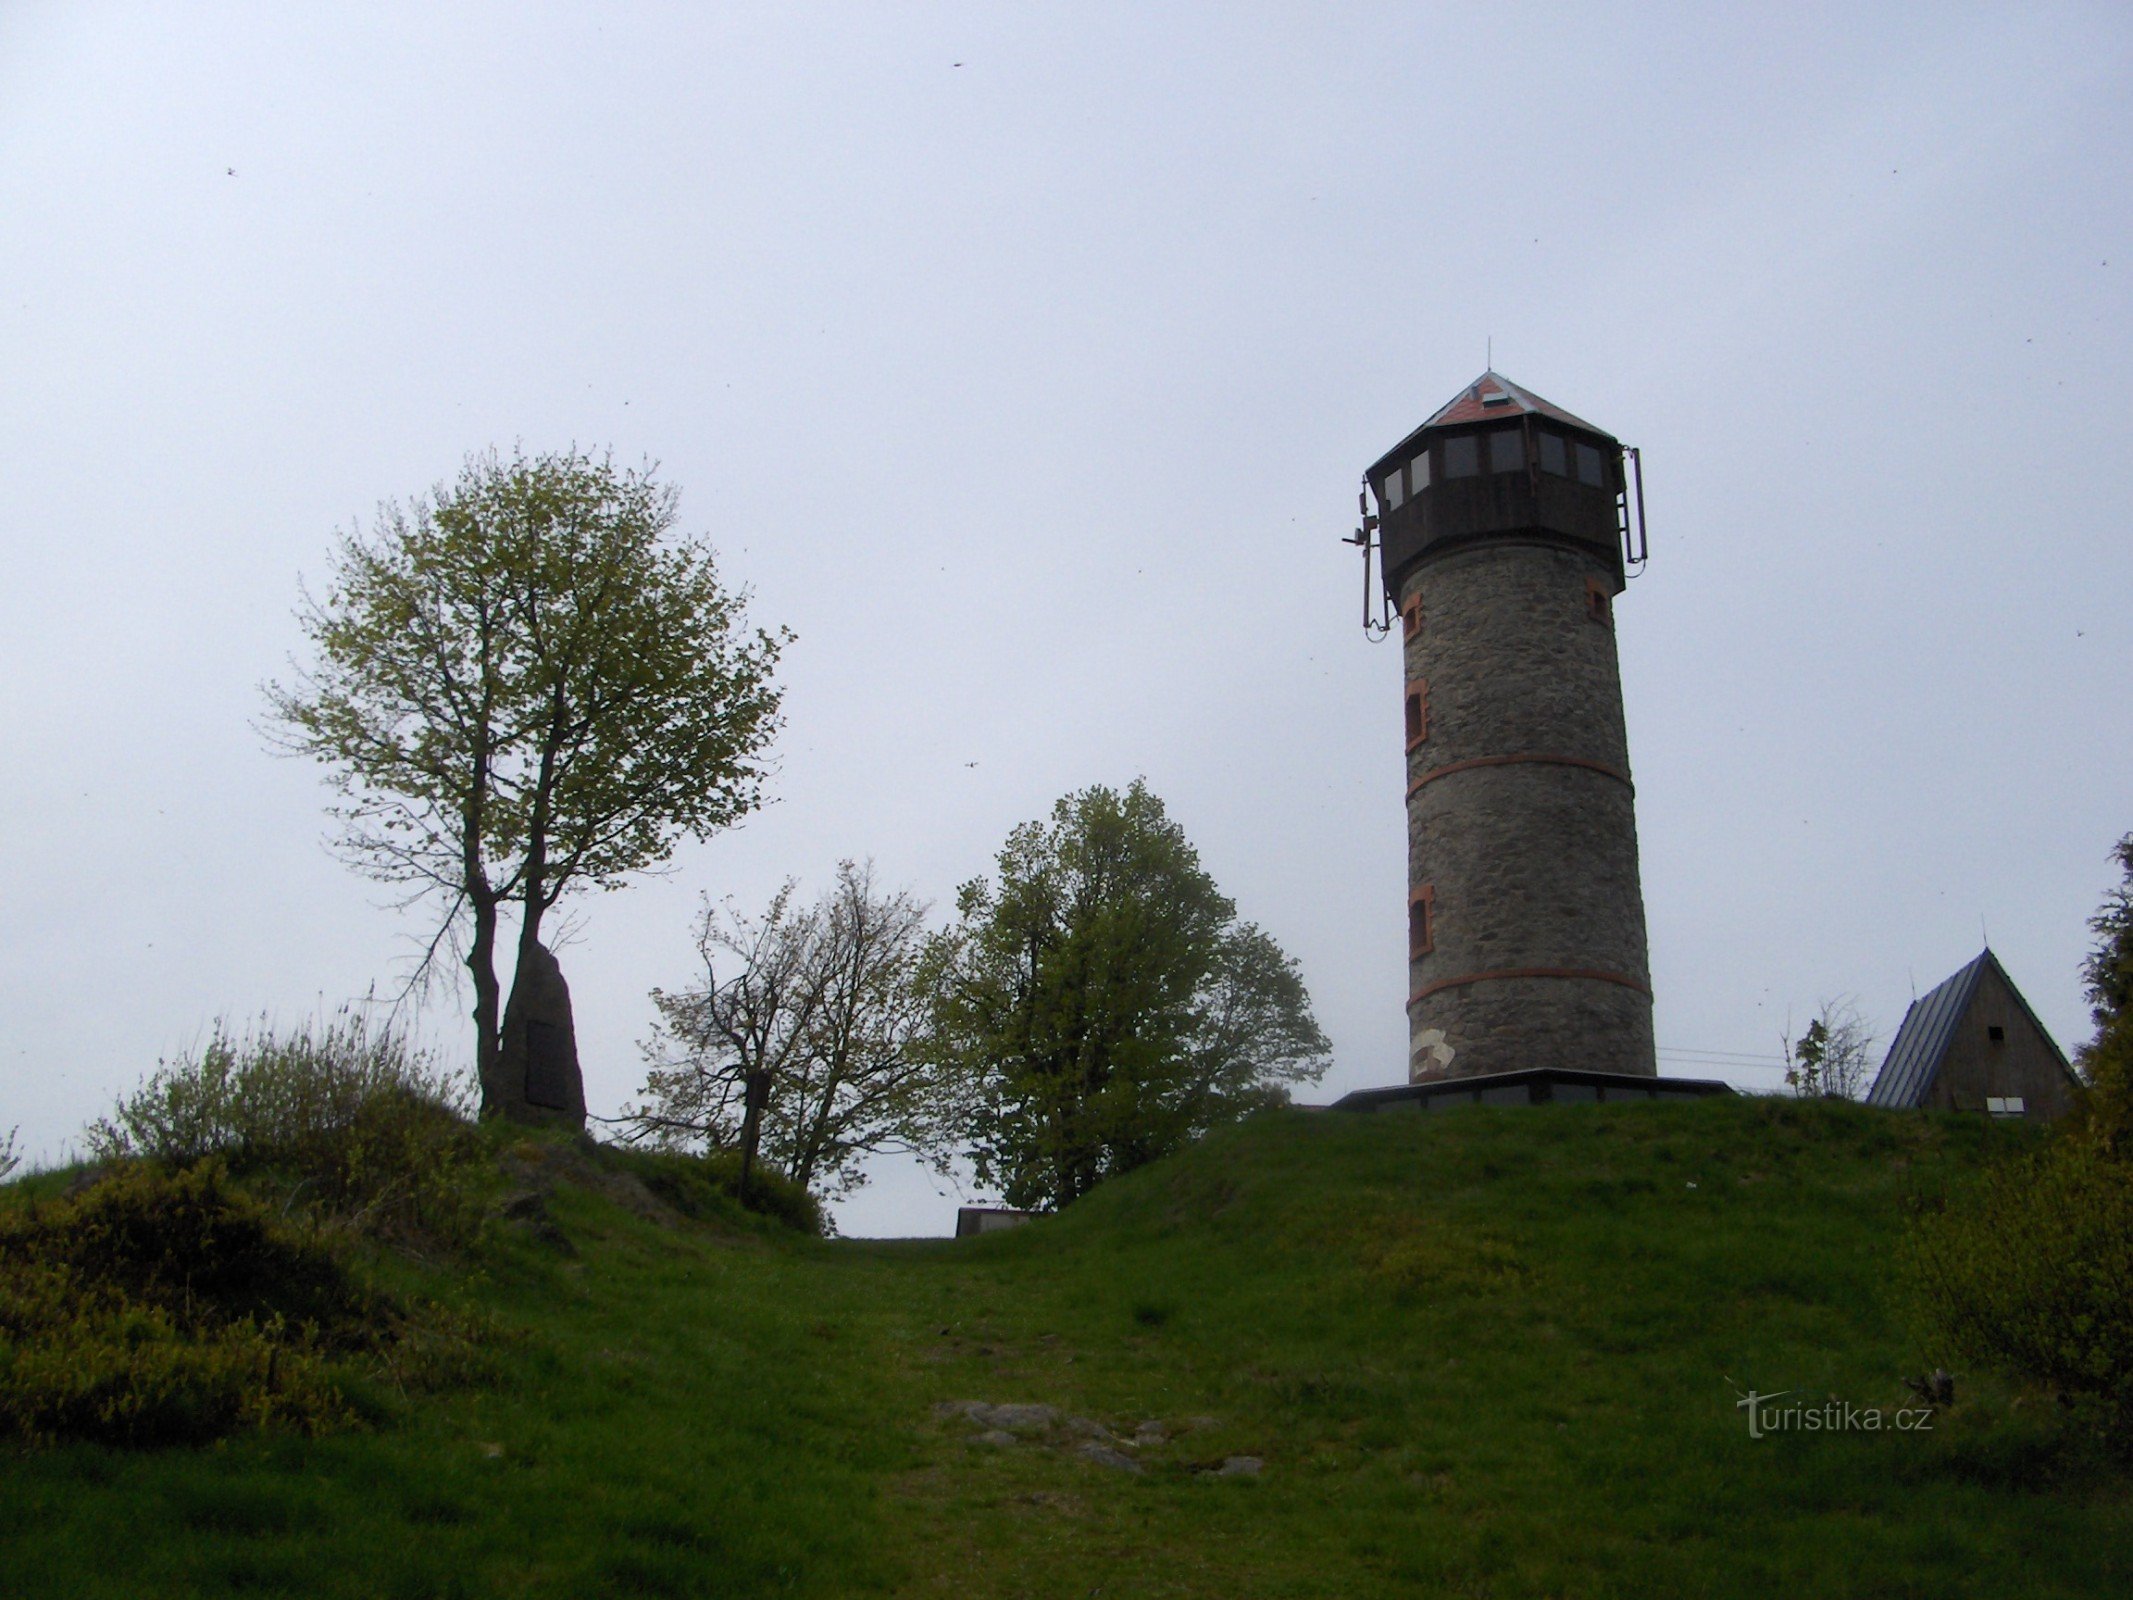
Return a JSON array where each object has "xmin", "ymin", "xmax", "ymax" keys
[{"xmin": 4, "ymin": 1097, "xmax": 2128, "ymax": 1597}]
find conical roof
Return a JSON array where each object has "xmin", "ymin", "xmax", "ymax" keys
[
  {"xmin": 1371, "ymin": 371, "xmax": 1612, "ymax": 478},
  {"xmin": 1418, "ymin": 370, "xmax": 1605, "ymax": 432}
]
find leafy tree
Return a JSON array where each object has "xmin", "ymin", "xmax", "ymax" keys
[
  {"xmin": 627, "ymin": 862, "xmax": 942, "ymax": 1204},
  {"xmin": 925, "ymin": 780, "xmax": 1329, "ymax": 1210},
  {"xmin": 2084, "ymin": 835, "xmax": 2133, "ymax": 1031},
  {"xmin": 2078, "ymin": 833, "xmax": 2133, "ymax": 1158},
  {"xmin": 265, "ymin": 448, "xmax": 787, "ymax": 1120}
]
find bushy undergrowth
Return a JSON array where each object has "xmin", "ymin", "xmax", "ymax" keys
[
  {"xmin": 1906, "ymin": 1140, "xmax": 2133, "ymax": 1453},
  {"xmin": 0, "ymin": 1162, "xmax": 377, "ymax": 1445},
  {"xmin": 0, "ymin": 1161, "xmax": 501, "ymax": 1448},
  {"xmin": 605, "ymin": 1146, "xmax": 827, "ymax": 1236},
  {"xmin": 85, "ymin": 1015, "xmax": 483, "ymax": 1247},
  {"xmin": 1, "ymin": 1018, "xmax": 502, "ymax": 1447}
]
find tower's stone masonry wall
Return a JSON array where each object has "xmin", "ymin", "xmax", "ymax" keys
[
  {"xmin": 1401, "ymin": 540, "xmax": 1630, "ymax": 778},
  {"xmin": 1400, "ymin": 540, "xmax": 1654, "ymax": 1082},
  {"xmin": 1409, "ymin": 766, "xmax": 1648, "ymax": 974},
  {"xmin": 1414, "ymin": 976, "xmax": 1655, "ymax": 1080}
]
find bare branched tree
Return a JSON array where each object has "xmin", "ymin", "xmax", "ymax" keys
[
  {"xmin": 1786, "ymin": 998, "xmax": 1876, "ymax": 1100},
  {"xmin": 626, "ymin": 862, "xmax": 943, "ymax": 1203}
]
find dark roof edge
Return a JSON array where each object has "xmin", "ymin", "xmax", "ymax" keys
[{"xmin": 1326, "ymin": 1065, "xmax": 1732, "ymax": 1110}]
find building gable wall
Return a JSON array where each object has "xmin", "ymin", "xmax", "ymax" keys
[{"xmin": 1920, "ymin": 963, "xmax": 2078, "ymax": 1119}]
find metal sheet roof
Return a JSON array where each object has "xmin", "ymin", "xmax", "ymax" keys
[{"xmin": 1866, "ymin": 953, "xmax": 1987, "ymax": 1107}]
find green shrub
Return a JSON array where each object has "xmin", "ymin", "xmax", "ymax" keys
[
  {"xmin": 1905, "ymin": 1141, "xmax": 2133, "ymax": 1452},
  {"xmin": 2075, "ymin": 1018, "xmax": 2133, "ymax": 1160},
  {"xmin": 0, "ymin": 1162, "xmax": 376, "ymax": 1445},
  {"xmin": 604, "ymin": 1146, "xmax": 826, "ymax": 1236},
  {"xmin": 85, "ymin": 1014, "xmax": 483, "ymax": 1245}
]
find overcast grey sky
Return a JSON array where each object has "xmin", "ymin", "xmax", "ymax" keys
[{"xmin": 4, "ymin": 3, "xmax": 2129, "ymax": 1234}]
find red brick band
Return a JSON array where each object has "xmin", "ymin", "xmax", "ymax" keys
[
  {"xmin": 1406, "ymin": 752, "xmax": 1632, "ymax": 799},
  {"xmin": 1407, "ymin": 966, "xmax": 1653, "ymax": 1007}
]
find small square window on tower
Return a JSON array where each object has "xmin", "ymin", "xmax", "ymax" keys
[
  {"xmin": 1404, "ymin": 679, "xmax": 1429, "ymax": 749},
  {"xmin": 1409, "ymin": 884, "xmax": 1435, "ymax": 958},
  {"xmin": 1489, "ymin": 427, "xmax": 1525, "ymax": 474},
  {"xmin": 1585, "ymin": 576, "xmax": 1612, "ymax": 627},
  {"xmin": 1401, "ymin": 593, "xmax": 1423, "ymax": 640}
]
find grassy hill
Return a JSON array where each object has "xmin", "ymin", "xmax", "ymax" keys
[{"xmin": 4, "ymin": 1096, "xmax": 2127, "ymax": 1597}]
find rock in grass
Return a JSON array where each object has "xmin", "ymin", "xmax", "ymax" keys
[
  {"xmin": 980, "ymin": 1403, "xmax": 1060, "ymax": 1435},
  {"xmin": 935, "ymin": 1399, "xmax": 1062, "ymax": 1436},
  {"xmin": 1076, "ymin": 1441, "xmax": 1144, "ymax": 1473},
  {"xmin": 1218, "ymin": 1456, "xmax": 1262, "ymax": 1477}
]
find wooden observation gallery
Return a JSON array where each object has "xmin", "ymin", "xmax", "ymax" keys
[{"xmin": 1356, "ymin": 372, "xmax": 1655, "ymax": 1082}]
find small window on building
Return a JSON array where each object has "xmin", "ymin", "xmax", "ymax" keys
[
  {"xmin": 1383, "ymin": 466, "xmax": 1405, "ymax": 510},
  {"xmin": 1986, "ymin": 1096, "xmax": 2026, "ymax": 1117},
  {"xmin": 1987, "ymin": 1025, "xmax": 2006, "ymax": 1043},
  {"xmin": 1585, "ymin": 575, "xmax": 1612, "ymax": 627},
  {"xmin": 1404, "ymin": 679, "xmax": 1429, "ymax": 748},
  {"xmin": 1408, "ymin": 885, "xmax": 1435, "ymax": 958},
  {"xmin": 1400, "ymin": 594, "xmax": 1422, "ymax": 640},
  {"xmin": 1444, "ymin": 435, "xmax": 1479, "ymax": 478},
  {"xmin": 1410, "ymin": 449, "xmax": 1429, "ymax": 491},
  {"xmin": 1489, "ymin": 428, "xmax": 1524, "ymax": 474},
  {"xmin": 1575, "ymin": 441, "xmax": 1605, "ymax": 486},
  {"xmin": 1538, "ymin": 431, "xmax": 1568, "ymax": 476}
]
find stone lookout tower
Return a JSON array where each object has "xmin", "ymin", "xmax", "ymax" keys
[{"xmin": 1361, "ymin": 372, "xmax": 1655, "ymax": 1082}]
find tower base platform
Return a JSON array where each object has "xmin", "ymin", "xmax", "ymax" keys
[{"xmin": 1329, "ymin": 1066, "xmax": 1732, "ymax": 1113}]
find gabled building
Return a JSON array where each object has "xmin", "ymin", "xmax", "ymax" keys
[{"xmin": 1864, "ymin": 949, "xmax": 2080, "ymax": 1120}]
